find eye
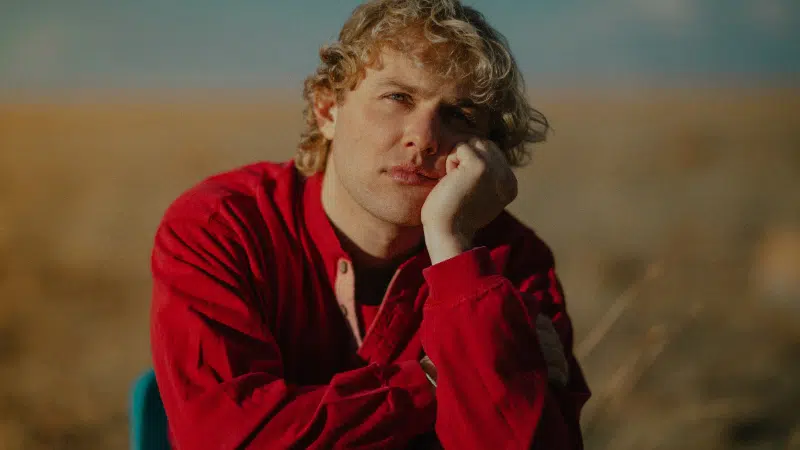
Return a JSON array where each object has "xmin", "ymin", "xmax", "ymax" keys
[
  {"xmin": 384, "ymin": 92, "xmax": 412, "ymax": 104},
  {"xmin": 447, "ymin": 108, "xmax": 477, "ymax": 127}
]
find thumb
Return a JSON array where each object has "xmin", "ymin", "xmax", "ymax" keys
[{"xmin": 445, "ymin": 152, "xmax": 460, "ymax": 174}]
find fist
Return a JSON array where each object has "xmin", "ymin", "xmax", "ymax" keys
[{"xmin": 421, "ymin": 138, "xmax": 518, "ymax": 263}]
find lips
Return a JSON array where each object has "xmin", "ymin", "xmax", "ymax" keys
[{"xmin": 386, "ymin": 164, "xmax": 440, "ymax": 186}]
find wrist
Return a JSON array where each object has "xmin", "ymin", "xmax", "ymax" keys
[{"xmin": 423, "ymin": 227, "xmax": 472, "ymax": 265}]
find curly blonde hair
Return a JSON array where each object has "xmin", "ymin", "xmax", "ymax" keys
[{"xmin": 295, "ymin": 0, "xmax": 549, "ymax": 175}]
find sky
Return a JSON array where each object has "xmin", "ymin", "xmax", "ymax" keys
[{"xmin": 1, "ymin": 0, "xmax": 798, "ymax": 91}]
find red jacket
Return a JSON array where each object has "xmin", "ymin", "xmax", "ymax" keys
[{"xmin": 151, "ymin": 161, "xmax": 590, "ymax": 449}]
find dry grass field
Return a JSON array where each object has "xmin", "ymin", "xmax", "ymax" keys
[{"xmin": 0, "ymin": 88, "xmax": 798, "ymax": 449}]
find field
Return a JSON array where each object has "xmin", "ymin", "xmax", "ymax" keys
[{"xmin": 0, "ymin": 88, "xmax": 798, "ymax": 449}]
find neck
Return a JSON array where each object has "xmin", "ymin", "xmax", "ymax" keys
[{"xmin": 320, "ymin": 162, "xmax": 424, "ymax": 270}]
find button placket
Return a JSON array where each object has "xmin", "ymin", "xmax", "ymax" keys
[
  {"xmin": 357, "ymin": 268, "xmax": 419, "ymax": 364},
  {"xmin": 334, "ymin": 258, "xmax": 361, "ymax": 347}
]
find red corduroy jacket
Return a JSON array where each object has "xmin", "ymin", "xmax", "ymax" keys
[{"xmin": 150, "ymin": 161, "xmax": 590, "ymax": 449}]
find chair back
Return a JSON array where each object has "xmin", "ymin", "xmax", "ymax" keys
[{"xmin": 129, "ymin": 369, "xmax": 170, "ymax": 450}]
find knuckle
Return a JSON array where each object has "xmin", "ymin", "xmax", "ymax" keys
[
  {"xmin": 468, "ymin": 136, "xmax": 483, "ymax": 148},
  {"xmin": 456, "ymin": 141, "xmax": 473, "ymax": 153}
]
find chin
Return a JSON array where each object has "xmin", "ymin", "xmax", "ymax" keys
[
  {"xmin": 368, "ymin": 203, "xmax": 424, "ymax": 227},
  {"xmin": 394, "ymin": 214, "xmax": 423, "ymax": 228},
  {"xmin": 355, "ymin": 182, "xmax": 429, "ymax": 227},
  {"xmin": 380, "ymin": 209, "xmax": 424, "ymax": 227}
]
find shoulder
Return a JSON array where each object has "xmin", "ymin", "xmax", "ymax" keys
[
  {"xmin": 158, "ymin": 160, "xmax": 299, "ymax": 230},
  {"xmin": 152, "ymin": 160, "xmax": 305, "ymax": 265}
]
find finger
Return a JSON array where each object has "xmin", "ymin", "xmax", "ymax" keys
[
  {"xmin": 467, "ymin": 139, "xmax": 513, "ymax": 190},
  {"xmin": 453, "ymin": 141, "xmax": 480, "ymax": 161},
  {"xmin": 464, "ymin": 137, "xmax": 493, "ymax": 162},
  {"xmin": 468, "ymin": 137, "xmax": 504, "ymax": 161},
  {"xmin": 496, "ymin": 167, "xmax": 518, "ymax": 203},
  {"xmin": 453, "ymin": 142, "xmax": 486, "ymax": 175},
  {"xmin": 444, "ymin": 151, "xmax": 462, "ymax": 174},
  {"xmin": 469, "ymin": 138, "xmax": 515, "ymax": 201}
]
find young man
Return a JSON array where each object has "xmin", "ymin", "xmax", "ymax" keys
[{"xmin": 150, "ymin": 0, "xmax": 590, "ymax": 448}]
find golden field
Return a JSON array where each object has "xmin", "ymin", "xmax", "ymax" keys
[{"xmin": 0, "ymin": 88, "xmax": 798, "ymax": 449}]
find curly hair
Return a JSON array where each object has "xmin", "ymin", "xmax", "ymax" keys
[{"xmin": 295, "ymin": 0, "xmax": 549, "ymax": 175}]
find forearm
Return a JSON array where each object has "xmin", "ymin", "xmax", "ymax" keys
[
  {"xmin": 244, "ymin": 361, "xmax": 436, "ymax": 449},
  {"xmin": 420, "ymin": 247, "xmax": 583, "ymax": 449},
  {"xmin": 152, "ymin": 218, "xmax": 438, "ymax": 449},
  {"xmin": 154, "ymin": 337, "xmax": 437, "ymax": 450},
  {"xmin": 421, "ymin": 283, "xmax": 549, "ymax": 449}
]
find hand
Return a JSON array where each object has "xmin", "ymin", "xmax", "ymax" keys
[
  {"xmin": 421, "ymin": 138, "xmax": 518, "ymax": 264},
  {"xmin": 535, "ymin": 314, "xmax": 569, "ymax": 387}
]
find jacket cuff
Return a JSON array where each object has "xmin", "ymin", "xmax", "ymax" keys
[
  {"xmin": 389, "ymin": 360, "xmax": 438, "ymax": 410},
  {"xmin": 422, "ymin": 247, "xmax": 503, "ymax": 308}
]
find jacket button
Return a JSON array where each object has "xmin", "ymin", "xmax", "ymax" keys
[
  {"xmin": 339, "ymin": 303, "xmax": 348, "ymax": 316},
  {"xmin": 339, "ymin": 260, "xmax": 349, "ymax": 274}
]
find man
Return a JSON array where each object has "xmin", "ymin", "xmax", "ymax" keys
[{"xmin": 150, "ymin": 0, "xmax": 591, "ymax": 448}]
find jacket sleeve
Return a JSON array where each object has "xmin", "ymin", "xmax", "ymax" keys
[
  {"xmin": 420, "ymin": 243, "xmax": 591, "ymax": 450},
  {"xmin": 150, "ymin": 212, "xmax": 436, "ymax": 450}
]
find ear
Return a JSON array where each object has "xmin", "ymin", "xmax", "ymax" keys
[{"xmin": 312, "ymin": 88, "xmax": 338, "ymax": 140}]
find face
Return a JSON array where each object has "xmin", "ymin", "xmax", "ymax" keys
[{"xmin": 317, "ymin": 48, "xmax": 489, "ymax": 227}]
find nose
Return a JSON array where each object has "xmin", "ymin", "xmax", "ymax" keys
[{"xmin": 403, "ymin": 107, "xmax": 440, "ymax": 157}]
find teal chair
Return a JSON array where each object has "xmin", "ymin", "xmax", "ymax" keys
[{"xmin": 129, "ymin": 369, "xmax": 170, "ymax": 449}]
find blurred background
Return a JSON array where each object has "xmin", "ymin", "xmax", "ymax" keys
[{"xmin": 1, "ymin": 1, "xmax": 798, "ymax": 448}]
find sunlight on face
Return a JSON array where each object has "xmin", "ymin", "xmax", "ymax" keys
[{"xmin": 325, "ymin": 48, "xmax": 489, "ymax": 227}]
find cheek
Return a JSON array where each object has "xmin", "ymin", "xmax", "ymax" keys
[
  {"xmin": 352, "ymin": 103, "xmax": 403, "ymax": 152},
  {"xmin": 332, "ymin": 110, "xmax": 394, "ymax": 175},
  {"xmin": 438, "ymin": 127, "xmax": 473, "ymax": 153}
]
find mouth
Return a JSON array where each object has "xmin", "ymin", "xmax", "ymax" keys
[{"xmin": 385, "ymin": 164, "xmax": 440, "ymax": 186}]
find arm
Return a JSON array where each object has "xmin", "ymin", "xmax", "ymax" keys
[
  {"xmin": 418, "ymin": 138, "xmax": 590, "ymax": 449},
  {"xmin": 150, "ymin": 213, "xmax": 436, "ymax": 450},
  {"xmin": 420, "ymin": 245, "xmax": 590, "ymax": 450}
]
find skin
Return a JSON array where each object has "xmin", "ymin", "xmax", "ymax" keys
[
  {"xmin": 315, "ymin": 48, "xmax": 514, "ymax": 268},
  {"xmin": 314, "ymin": 47, "xmax": 566, "ymax": 386}
]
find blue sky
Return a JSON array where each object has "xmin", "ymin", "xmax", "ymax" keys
[{"xmin": 1, "ymin": 0, "xmax": 798, "ymax": 90}]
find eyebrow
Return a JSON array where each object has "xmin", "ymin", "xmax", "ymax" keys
[
  {"xmin": 375, "ymin": 78, "xmax": 430, "ymax": 97},
  {"xmin": 449, "ymin": 98, "xmax": 479, "ymax": 108},
  {"xmin": 375, "ymin": 78, "xmax": 477, "ymax": 107}
]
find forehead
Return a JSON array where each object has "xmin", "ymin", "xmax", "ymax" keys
[{"xmin": 360, "ymin": 49, "xmax": 470, "ymax": 100}]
